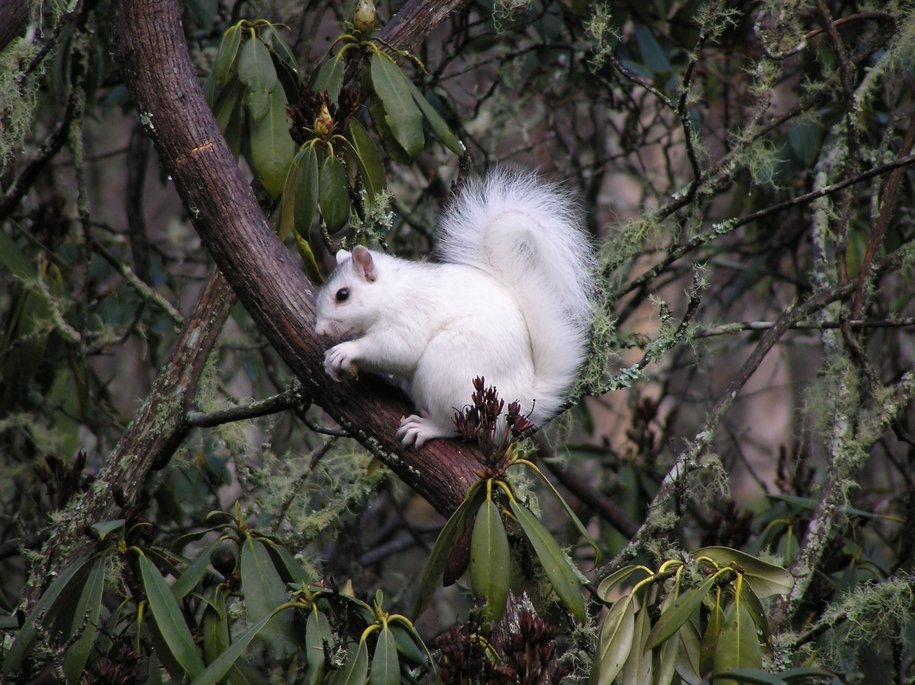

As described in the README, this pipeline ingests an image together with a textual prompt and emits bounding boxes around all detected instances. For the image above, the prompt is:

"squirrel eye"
[335,287,350,303]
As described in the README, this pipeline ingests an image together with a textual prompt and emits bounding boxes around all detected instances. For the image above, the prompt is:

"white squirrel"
[314,168,595,447]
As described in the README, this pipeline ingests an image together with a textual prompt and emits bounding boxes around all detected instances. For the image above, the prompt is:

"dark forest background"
[1,1,914,683]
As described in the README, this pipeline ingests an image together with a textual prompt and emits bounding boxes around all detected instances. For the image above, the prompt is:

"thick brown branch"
[22,0,476,609]
[25,267,234,602]
[113,0,480,514]
[379,0,468,52]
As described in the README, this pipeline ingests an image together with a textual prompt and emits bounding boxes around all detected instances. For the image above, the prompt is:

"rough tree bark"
[24,0,479,605]
[0,0,28,52]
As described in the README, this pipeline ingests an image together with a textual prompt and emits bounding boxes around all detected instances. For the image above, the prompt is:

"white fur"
[314,168,594,447]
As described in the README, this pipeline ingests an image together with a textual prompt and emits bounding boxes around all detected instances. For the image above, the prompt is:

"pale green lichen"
[0,39,39,174]
[818,574,915,671]
[585,2,618,70]
[854,6,915,116]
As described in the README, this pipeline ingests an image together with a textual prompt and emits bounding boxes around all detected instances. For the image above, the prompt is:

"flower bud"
[354,0,376,34]
[314,102,333,137]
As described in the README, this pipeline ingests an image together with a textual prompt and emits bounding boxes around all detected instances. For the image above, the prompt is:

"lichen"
[818,574,915,672]
[0,38,39,174]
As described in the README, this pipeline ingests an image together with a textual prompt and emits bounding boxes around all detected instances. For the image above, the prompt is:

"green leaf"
[620,601,652,685]
[674,620,703,685]
[304,605,332,685]
[519,460,600,562]
[90,518,125,541]
[370,53,424,158]
[656,626,680,685]
[713,596,762,685]
[716,666,835,684]
[736,574,770,646]
[295,232,324,284]
[413,480,485,618]
[188,0,218,31]
[249,85,295,198]
[138,553,205,678]
[213,24,242,87]
[346,119,386,205]
[262,23,298,75]
[173,539,220,600]
[213,77,244,131]
[62,555,107,681]
[278,149,301,241]
[692,547,793,598]
[711,668,787,685]
[470,497,511,622]
[652,571,683,685]
[400,79,463,155]
[370,625,400,685]
[238,35,278,120]
[645,574,716,650]
[788,119,822,166]
[389,622,429,667]
[212,79,245,158]
[240,536,298,658]
[202,586,230,664]
[596,565,651,600]
[333,640,369,685]
[700,586,725,677]
[294,145,320,238]
[190,610,279,685]
[509,498,585,623]
[593,593,636,685]
[263,537,315,585]
[318,154,351,232]
[312,50,346,103]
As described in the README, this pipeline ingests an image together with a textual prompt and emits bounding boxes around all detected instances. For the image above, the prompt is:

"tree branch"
[595,245,910,578]
[22,0,476,608]
[115,0,480,513]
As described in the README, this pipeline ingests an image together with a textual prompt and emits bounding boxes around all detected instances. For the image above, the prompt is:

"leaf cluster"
[592,547,816,685]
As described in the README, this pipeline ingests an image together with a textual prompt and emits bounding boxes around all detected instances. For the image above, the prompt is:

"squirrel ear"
[351,245,378,282]
[334,249,351,265]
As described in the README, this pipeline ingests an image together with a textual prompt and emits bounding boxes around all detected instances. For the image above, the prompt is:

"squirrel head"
[314,245,381,340]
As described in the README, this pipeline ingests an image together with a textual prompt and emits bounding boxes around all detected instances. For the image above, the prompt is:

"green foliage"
[205,12,464,281]
[206,20,297,196]
[415,380,593,629]
[4,0,915,683]
[1,508,433,683]
[593,548,792,685]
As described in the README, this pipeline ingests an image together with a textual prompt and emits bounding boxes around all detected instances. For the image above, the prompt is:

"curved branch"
[22,0,476,609]
[114,0,480,514]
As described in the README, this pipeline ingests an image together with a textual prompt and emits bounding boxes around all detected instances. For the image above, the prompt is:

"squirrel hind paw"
[396,414,455,448]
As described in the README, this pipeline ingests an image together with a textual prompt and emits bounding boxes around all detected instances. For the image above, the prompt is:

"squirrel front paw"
[324,341,359,381]
[396,413,455,448]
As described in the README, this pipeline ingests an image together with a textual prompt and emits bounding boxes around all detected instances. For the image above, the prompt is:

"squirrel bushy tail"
[436,168,595,421]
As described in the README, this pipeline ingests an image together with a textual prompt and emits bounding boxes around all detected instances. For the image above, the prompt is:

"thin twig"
[693,317,915,338]
[596,245,909,578]
[851,110,915,318]
[185,387,308,427]
[622,151,915,296]
[90,237,183,326]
